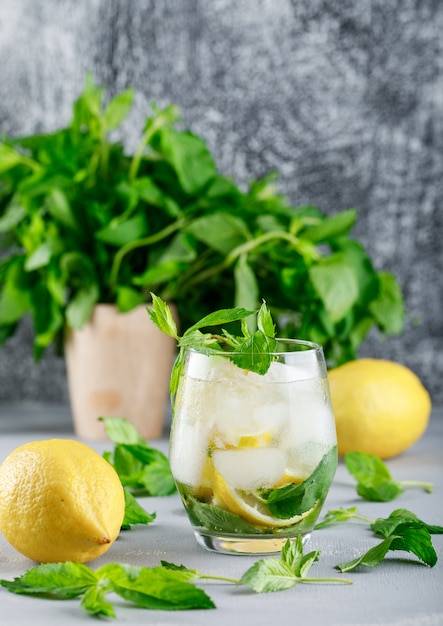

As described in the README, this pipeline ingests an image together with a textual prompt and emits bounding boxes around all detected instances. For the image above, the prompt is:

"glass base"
[194,530,312,555]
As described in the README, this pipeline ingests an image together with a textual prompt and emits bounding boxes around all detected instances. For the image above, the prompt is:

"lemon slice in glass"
[213,469,311,529]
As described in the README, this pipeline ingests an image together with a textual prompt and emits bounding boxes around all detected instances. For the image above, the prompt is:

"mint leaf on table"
[0,562,216,618]
[101,417,176,497]
[344,451,433,502]
[105,564,215,611]
[0,562,97,599]
[121,489,156,530]
[336,522,438,573]
[314,507,373,529]
[314,506,441,572]
[0,540,355,618]
[370,509,443,538]
[99,416,146,445]
[240,537,352,592]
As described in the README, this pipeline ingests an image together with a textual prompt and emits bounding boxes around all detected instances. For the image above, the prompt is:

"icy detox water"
[169,344,338,554]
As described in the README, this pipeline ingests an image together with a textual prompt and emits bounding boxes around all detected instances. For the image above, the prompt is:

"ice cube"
[169,417,211,487]
[286,380,337,448]
[212,448,286,490]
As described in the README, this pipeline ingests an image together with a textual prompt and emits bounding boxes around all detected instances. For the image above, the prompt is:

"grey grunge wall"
[0,1,442,406]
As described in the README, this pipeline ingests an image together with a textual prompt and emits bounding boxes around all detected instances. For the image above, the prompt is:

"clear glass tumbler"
[169,339,337,555]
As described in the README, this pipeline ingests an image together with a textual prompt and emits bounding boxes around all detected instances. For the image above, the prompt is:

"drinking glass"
[169,339,337,555]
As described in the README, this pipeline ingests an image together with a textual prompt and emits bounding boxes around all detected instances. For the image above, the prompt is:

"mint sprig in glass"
[148,294,338,555]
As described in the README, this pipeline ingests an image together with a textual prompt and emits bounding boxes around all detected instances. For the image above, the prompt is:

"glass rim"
[187,337,323,357]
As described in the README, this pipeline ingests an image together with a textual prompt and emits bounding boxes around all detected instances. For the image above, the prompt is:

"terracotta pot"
[64,304,177,440]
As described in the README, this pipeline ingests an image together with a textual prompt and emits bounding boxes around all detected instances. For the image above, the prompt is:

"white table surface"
[0,402,442,626]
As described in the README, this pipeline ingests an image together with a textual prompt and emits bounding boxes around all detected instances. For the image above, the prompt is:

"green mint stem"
[353,514,376,523]
[129,105,178,181]
[181,230,317,291]
[109,217,189,290]
[199,574,241,585]
[300,577,353,585]
[400,480,433,493]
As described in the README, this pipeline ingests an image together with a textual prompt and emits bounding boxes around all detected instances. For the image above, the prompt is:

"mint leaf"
[121,489,156,529]
[149,294,281,382]
[387,523,438,567]
[371,509,443,538]
[337,522,437,572]
[337,538,394,572]
[100,416,146,445]
[0,562,97,599]
[344,450,392,482]
[240,559,297,593]
[314,507,364,529]
[344,451,433,501]
[110,566,216,610]
[266,446,337,518]
[281,535,320,578]
[182,306,255,336]
[241,538,351,591]
[101,418,176,497]
[309,253,360,323]
[160,561,202,581]
[186,497,262,534]
[147,293,179,339]
[119,444,176,496]
[369,271,405,334]
[229,330,274,374]
[356,479,404,502]
[81,585,115,618]
[1,562,216,617]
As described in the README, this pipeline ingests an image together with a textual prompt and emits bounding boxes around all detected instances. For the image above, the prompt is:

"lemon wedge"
[212,469,310,529]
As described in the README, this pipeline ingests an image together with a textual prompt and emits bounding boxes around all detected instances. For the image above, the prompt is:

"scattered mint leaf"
[99,416,146,445]
[101,417,176,497]
[108,565,216,610]
[81,584,115,618]
[344,451,433,502]
[370,509,443,538]
[121,489,156,530]
[336,522,437,572]
[315,506,441,573]
[357,479,404,502]
[336,538,394,573]
[0,562,98,599]
[240,537,352,592]
[314,507,372,529]
[160,561,202,581]
[281,535,320,578]
[240,558,298,593]
[0,561,216,618]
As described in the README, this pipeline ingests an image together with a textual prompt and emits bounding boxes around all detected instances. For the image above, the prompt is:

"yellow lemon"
[0,439,125,563]
[328,359,432,459]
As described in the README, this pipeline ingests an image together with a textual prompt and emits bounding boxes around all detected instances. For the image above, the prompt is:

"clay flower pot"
[64,304,177,440]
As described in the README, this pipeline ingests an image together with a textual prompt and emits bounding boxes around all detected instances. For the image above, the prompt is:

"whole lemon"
[0,439,125,563]
[328,359,432,459]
